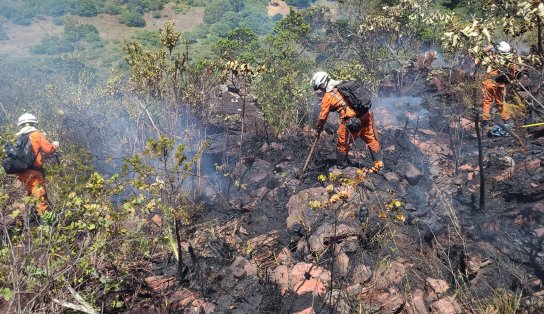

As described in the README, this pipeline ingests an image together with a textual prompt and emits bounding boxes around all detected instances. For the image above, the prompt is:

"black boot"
[336,151,348,169]
[369,150,383,163]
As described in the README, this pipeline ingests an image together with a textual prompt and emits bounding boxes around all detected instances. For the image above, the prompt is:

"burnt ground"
[132,62,544,313]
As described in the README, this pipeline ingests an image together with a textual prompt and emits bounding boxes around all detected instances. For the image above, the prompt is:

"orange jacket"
[318,89,357,126]
[28,131,56,168]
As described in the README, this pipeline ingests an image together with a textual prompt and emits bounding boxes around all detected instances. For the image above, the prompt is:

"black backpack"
[2,133,39,174]
[336,80,373,114]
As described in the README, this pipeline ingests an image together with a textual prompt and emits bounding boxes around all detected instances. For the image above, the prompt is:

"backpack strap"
[23,132,45,174]
[331,90,348,116]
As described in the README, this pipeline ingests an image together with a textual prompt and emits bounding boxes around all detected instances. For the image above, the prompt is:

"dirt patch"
[78,5,204,41]
[0,18,63,57]
[0,5,204,56]
[268,0,290,17]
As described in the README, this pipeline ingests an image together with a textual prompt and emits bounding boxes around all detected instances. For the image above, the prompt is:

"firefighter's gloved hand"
[315,121,324,133]
[52,141,59,149]
[369,161,384,173]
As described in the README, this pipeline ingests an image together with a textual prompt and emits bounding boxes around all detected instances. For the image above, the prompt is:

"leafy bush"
[103,0,124,15]
[285,0,316,8]
[64,23,101,43]
[119,9,146,27]
[71,0,98,17]
[31,36,74,55]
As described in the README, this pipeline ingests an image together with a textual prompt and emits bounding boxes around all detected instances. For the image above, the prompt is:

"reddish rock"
[352,264,372,284]
[518,159,541,172]
[150,214,162,226]
[296,238,309,255]
[426,278,450,295]
[381,293,405,313]
[251,187,269,199]
[372,261,406,290]
[286,187,329,229]
[384,172,401,182]
[308,223,358,253]
[430,296,462,314]
[295,307,315,314]
[458,164,473,172]
[466,255,492,277]
[273,265,289,295]
[334,251,350,277]
[534,228,544,238]
[189,298,216,314]
[171,289,198,307]
[270,142,285,150]
[406,289,429,314]
[384,145,396,153]
[289,262,331,297]
[231,256,258,279]
[145,276,176,293]
[277,247,293,265]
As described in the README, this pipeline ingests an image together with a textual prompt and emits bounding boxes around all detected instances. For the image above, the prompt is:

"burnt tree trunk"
[475,113,485,211]
[538,16,543,55]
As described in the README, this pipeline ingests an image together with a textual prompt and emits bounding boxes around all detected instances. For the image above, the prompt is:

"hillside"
[0,0,544,313]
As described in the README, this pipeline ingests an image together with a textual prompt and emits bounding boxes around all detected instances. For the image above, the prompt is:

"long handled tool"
[521,122,544,128]
[297,130,322,178]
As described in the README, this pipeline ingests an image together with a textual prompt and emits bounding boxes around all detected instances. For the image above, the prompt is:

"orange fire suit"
[482,68,509,122]
[16,131,56,215]
[318,89,381,155]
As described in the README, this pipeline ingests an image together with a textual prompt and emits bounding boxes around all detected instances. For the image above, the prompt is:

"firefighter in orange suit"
[15,113,59,215]
[480,41,514,129]
[311,72,383,171]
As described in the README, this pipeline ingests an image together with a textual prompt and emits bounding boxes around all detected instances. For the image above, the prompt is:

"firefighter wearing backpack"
[311,72,383,171]
[13,113,59,215]
[480,41,514,131]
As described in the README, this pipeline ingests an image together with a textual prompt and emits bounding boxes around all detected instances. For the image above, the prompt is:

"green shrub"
[31,36,74,55]
[71,0,98,17]
[103,1,124,15]
[119,9,146,27]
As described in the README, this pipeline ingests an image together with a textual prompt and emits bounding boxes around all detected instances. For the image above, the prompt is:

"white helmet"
[311,71,329,90]
[17,113,38,126]
[497,41,511,54]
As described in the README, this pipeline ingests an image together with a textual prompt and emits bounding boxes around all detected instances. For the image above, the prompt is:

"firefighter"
[311,71,383,171]
[480,41,514,131]
[15,113,59,215]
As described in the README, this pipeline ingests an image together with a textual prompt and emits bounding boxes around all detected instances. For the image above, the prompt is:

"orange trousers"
[17,170,49,215]
[482,79,509,121]
[337,112,381,155]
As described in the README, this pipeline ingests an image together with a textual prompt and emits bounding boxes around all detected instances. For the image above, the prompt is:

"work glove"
[52,141,60,149]
[369,160,384,173]
[315,121,324,133]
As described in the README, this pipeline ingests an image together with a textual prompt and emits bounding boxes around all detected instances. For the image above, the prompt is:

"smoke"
[372,96,429,130]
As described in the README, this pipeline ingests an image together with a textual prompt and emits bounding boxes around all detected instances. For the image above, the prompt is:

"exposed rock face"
[425,278,450,302]
[397,162,423,186]
[406,289,429,314]
[289,262,331,297]
[230,256,258,279]
[307,223,358,253]
[430,297,462,314]
[285,187,329,229]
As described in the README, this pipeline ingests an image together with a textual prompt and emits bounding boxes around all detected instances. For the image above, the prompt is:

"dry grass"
[267,0,290,17]
[0,4,204,56]
[0,17,63,57]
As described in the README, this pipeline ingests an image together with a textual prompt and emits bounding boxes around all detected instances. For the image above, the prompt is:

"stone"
[466,255,492,277]
[372,261,405,290]
[518,159,541,172]
[270,142,285,150]
[406,289,429,314]
[430,297,462,314]
[384,145,396,153]
[426,278,449,301]
[418,129,436,136]
[534,228,544,238]
[334,251,350,277]
[352,264,372,284]
[251,187,270,199]
[340,236,359,253]
[381,293,405,313]
[171,289,198,307]
[259,143,270,153]
[231,256,258,279]
[151,214,162,226]
[296,238,309,255]
[189,299,216,314]
[458,164,473,172]
[289,262,331,296]
[308,223,358,253]
[294,307,315,314]
[145,276,176,293]
[286,187,329,229]
[273,265,289,295]
[384,172,401,183]
[397,162,423,186]
[277,247,293,265]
